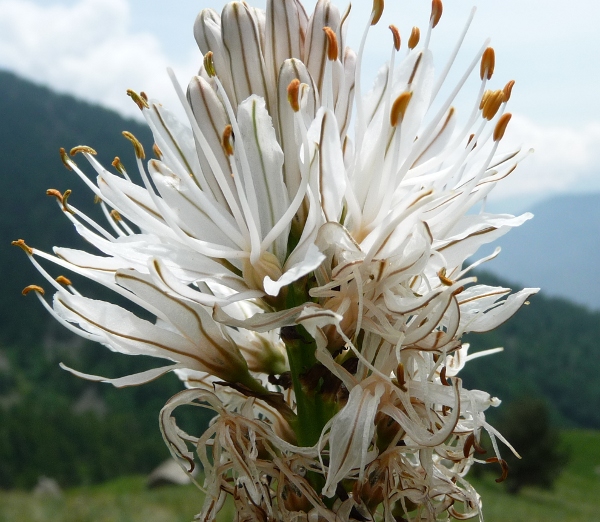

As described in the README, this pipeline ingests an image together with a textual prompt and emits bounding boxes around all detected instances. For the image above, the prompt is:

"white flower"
[16,0,539,520]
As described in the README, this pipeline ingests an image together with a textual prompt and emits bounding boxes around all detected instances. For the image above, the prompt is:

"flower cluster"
[15,0,538,520]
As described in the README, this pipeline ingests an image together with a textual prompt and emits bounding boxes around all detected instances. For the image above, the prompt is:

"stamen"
[11,239,33,255]
[70,145,97,156]
[493,113,512,141]
[408,27,421,50]
[390,92,413,127]
[153,143,163,159]
[112,157,125,174]
[140,92,148,102]
[431,0,443,28]
[22,284,44,296]
[389,25,401,51]
[438,268,454,286]
[481,89,504,120]
[59,148,72,170]
[222,125,235,156]
[204,51,216,77]
[110,209,122,222]
[287,79,301,113]
[322,27,339,62]
[503,80,516,102]
[480,47,495,80]
[122,131,145,159]
[56,276,72,286]
[126,89,149,110]
[371,0,384,25]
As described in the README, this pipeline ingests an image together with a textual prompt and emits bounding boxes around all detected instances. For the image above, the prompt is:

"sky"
[1,0,599,213]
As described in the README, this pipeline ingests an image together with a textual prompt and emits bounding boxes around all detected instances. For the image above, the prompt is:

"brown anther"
[140,91,148,101]
[287,79,301,112]
[452,286,464,296]
[222,125,234,156]
[12,239,33,255]
[486,457,509,483]
[463,433,475,457]
[323,27,339,61]
[481,89,504,120]
[431,0,443,28]
[59,148,72,170]
[22,285,45,296]
[110,210,122,221]
[466,133,476,148]
[389,25,401,51]
[112,157,125,174]
[479,90,491,111]
[70,145,97,157]
[440,366,450,386]
[390,91,413,127]
[371,0,384,26]
[46,189,63,204]
[126,89,149,110]
[122,131,145,159]
[204,51,216,77]
[480,47,495,80]
[493,113,512,142]
[408,27,421,50]
[438,267,454,286]
[56,276,72,286]
[503,80,516,102]
[153,143,163,159]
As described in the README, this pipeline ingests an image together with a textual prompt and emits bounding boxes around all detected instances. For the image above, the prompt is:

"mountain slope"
[483,193,600,310]
[0,69,153,345]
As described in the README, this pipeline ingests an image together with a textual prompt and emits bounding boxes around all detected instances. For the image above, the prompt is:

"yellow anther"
[481,89,504,120]
[204,51,216,77]
[56,276,72,286]
[70,145,97,156]
[480,47,495,80]
[430,0,443,28]
[62,189,72,208]
[59,148,72,170]
[112,156,125,174]
[153,143,163,159]
[503,80,516,102]
[12,239,33,255]
[22,285,45,296]
[140,91,148,101]
[94,194,102,204]
[126,89,149,110]
[438,267,454,286]
[408,27,420,50]
[110,209,122,221]
[323,27,339,61]
[389,25,401,52]
[390,91,413,127]
[122,131,145,159]
[371,0,384,26]
[287,79,301,113]
[222,125,234,156]
[493,113,512,141]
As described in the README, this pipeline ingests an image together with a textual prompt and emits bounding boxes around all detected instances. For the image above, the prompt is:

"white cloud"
[491,116,600,201]
[0,0,198,120]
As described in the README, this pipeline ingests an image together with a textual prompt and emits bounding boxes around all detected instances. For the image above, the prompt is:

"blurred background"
[0,1,598,521]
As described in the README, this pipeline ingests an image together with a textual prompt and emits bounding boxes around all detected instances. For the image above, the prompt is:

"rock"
[147,459,197,488]
[33,476,62,497]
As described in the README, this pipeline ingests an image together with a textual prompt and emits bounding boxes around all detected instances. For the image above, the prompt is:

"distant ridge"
[483,193,600,310]
[0,69,153,344]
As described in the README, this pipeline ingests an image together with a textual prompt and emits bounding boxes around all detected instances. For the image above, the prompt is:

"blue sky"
[1,0,599,212]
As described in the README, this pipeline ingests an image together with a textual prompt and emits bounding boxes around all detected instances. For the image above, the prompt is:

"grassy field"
[0,430,598,522]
